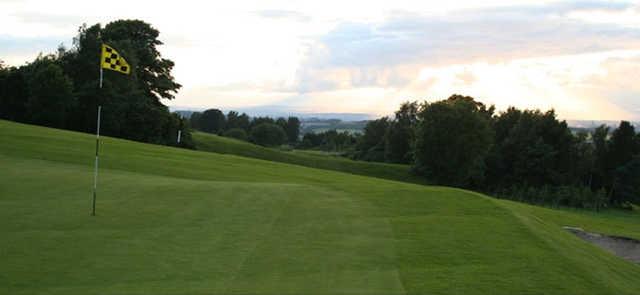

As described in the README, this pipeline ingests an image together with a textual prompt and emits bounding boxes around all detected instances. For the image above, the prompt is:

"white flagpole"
[93,67,103,216]
[92,105,101,216]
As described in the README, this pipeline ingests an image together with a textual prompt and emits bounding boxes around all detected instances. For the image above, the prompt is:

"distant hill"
[567,120,640,130]
[170,106,373,121]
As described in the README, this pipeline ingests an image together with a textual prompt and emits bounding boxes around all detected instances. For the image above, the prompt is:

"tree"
[414,96,493,186]
[301,132,323,149]
[25,57,75,128]
[54,20,189,147]
[226,111,250,131]
[250,123,287,146]
[607,121,638,205]
[384,101,418,163]
[299,130,358,152]
[485,108,574,188]
[591,125,610,191]
[0,65,28,122]
[571,131,595,188]
[355,117,389,162]
[608,121,636,170]
[611,156,640,206]
[200,109,226,134]
[284,117,301,144]
[190,112,202,130]
[275,117,287,133]
[250,116,275,129]
[101,20,181,100]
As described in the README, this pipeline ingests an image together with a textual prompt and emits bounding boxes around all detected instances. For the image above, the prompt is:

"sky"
[1,0,640,120]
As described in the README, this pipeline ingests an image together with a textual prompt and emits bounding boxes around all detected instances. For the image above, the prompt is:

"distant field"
[300,120,366,134]
[305,128,363,134]
[193,131,427,185]
[1,120,639,295]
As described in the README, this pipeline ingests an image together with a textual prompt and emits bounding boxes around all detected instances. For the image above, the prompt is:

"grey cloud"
[11,12,86,27]
[254,10,311,22]
[469,0,632,17]
[0,35,68,65]
[294,0,640,92]
[319,13,640,67]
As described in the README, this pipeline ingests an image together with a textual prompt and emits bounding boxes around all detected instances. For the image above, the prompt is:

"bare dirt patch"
[564,226,640,264]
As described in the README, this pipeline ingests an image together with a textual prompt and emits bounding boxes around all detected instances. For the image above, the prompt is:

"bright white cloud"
[1,0,639,119]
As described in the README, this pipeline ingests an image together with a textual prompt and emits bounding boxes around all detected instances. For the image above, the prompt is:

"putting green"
[1,120,639,294]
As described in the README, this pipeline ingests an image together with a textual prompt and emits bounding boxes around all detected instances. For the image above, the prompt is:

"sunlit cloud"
[1,0,639,120]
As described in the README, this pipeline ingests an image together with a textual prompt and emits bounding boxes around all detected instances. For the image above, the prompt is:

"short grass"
[193,131,427,185]
[1,120,639,295]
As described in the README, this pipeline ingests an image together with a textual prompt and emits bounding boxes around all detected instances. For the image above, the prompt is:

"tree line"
[189,109,300,147]
[189,108,361,153]
[0,20,193,148]
[354,95,640,209]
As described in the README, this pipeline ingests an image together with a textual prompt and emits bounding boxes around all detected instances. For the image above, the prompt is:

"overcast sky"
[2,0,640,120]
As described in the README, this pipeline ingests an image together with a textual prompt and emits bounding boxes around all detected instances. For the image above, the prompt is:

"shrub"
[224,128,248,141]
[497,185,607,210]
[249,123,287,147]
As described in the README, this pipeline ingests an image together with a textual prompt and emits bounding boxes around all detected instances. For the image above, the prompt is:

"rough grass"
[1,120,639,295]
[193,131,427,185]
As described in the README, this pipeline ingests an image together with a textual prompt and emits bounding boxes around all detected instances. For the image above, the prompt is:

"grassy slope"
[193,131,427,185]
[194,132,640,240]
[1,120,639,295]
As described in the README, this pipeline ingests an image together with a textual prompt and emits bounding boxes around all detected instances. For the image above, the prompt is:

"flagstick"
[92,67,103,216]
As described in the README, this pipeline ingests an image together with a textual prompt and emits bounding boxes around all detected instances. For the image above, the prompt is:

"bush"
[497,185,607,210]
[223,128,248,141]
[249,123,287,147]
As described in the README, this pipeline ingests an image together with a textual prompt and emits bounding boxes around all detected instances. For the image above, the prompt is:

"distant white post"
[177,130,182,143]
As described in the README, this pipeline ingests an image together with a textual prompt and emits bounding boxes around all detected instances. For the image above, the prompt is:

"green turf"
[193,131,427,185]
[1,120,639,295]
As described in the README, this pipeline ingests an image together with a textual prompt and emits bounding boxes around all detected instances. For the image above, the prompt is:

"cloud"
[254,10,311,22]
[3,0,639,120]
[307,5,640,71]
[285,0,640,119]
[475,0,632,16]
[11,12,86,27]
[0,35,68,65]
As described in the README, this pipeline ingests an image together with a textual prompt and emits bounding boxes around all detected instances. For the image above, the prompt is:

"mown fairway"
[1,120,640,295]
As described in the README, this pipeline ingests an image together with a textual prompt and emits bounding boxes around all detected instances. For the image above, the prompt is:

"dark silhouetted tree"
[190,112,202,130]
[250,123,286,146]
[200,109,226,134]
[608,121,637,170]
[25,58,75,128]
[414,96,493,186]
[284,117,301,143]
[355,117,390,162]
[0,64,29,122]
[226,111,250,131]
[384,101,418,163]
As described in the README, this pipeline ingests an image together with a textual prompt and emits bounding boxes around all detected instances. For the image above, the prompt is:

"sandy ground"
[564,226,640,264]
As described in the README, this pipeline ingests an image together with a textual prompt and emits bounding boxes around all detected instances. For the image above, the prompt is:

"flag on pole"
[93,43,131,216]
[101,44,131,74]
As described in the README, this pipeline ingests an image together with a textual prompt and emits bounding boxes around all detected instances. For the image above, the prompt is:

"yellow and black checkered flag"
[101,44,131,74]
